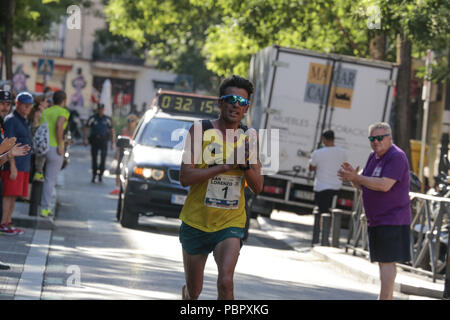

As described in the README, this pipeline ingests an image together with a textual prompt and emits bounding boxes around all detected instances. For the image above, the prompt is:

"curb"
[10,181,61,300]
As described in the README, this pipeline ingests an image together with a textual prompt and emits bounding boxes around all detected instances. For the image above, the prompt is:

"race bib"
[205,175,242,209]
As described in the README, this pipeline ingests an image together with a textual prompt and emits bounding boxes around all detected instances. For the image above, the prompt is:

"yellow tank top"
[179,127,247,232]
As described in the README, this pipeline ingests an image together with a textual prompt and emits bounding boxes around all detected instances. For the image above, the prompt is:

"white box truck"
[247,45,397,217]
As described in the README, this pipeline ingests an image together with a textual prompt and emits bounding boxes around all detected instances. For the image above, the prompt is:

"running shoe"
[109,188,120,195]
[6,223,24,235]
[40,208,54,218]
[33,172,45,182]
[0,224,16,236]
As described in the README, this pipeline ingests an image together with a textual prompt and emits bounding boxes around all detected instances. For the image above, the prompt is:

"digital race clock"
[157,91,220,117]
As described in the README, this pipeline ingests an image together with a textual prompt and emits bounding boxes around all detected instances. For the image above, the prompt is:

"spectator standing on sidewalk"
[1,92,33,235]
[83,104,115,183]
[28,93,50,182]
[179,75,263,300]
[309,130,347,214]
[338,122,411,300]
[39,90,70,217]
[0,90,11,266]
[0,91,32,240]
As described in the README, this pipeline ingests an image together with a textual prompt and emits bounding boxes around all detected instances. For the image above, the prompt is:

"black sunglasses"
[220,94,250,107]
[368,134,390,142]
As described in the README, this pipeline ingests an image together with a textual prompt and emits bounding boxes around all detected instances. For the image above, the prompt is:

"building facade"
[8,0,178,120]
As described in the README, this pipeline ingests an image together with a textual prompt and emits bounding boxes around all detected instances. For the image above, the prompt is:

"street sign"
[37,59,54,76]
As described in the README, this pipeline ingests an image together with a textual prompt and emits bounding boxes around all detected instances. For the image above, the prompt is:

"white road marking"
[14,229,52,300]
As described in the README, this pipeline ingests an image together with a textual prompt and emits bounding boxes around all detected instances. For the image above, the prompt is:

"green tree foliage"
[105,0,222,91]
[94,26,146,59]
[204,0,371,76]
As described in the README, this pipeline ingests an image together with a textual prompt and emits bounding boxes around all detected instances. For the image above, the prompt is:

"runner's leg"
[213,237,241,300]
[182,249,208,300]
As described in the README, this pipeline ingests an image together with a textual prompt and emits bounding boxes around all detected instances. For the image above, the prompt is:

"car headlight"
[143,168,152,178]
[151,169,164,181]
[134,167,164,181]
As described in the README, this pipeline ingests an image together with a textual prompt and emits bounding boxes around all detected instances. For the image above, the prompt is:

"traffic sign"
[37,59,54,76]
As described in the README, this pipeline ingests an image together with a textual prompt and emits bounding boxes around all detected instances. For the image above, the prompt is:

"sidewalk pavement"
[257,211,446,300]
[0,178,59,300]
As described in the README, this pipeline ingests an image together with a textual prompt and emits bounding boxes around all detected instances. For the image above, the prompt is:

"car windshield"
[138,118,192,149]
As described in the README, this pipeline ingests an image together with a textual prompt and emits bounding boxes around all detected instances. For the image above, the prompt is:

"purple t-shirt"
[361,144,411,227]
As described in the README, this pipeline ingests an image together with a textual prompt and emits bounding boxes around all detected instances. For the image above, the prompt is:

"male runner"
[179,75,263,300]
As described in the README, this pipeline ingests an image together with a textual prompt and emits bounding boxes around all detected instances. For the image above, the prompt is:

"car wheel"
[119,187,139,229]
[116,185,123,222]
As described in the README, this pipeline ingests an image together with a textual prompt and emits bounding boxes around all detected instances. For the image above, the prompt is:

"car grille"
[168,169,180,184]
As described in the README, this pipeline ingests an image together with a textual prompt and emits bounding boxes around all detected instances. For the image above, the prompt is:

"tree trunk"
[4,0,16,81]
[394,33,412,163]
[369,34,386,60]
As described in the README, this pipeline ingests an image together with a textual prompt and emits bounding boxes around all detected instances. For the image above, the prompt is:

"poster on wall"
[69,68,87,109]
[13,64,30,93]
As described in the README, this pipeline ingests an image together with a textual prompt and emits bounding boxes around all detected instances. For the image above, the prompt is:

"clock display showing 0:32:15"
[159,94,218,115]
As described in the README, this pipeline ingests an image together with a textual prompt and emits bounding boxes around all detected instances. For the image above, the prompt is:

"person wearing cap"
[0,90,31,243]
[39,90,70,218]
[83,104,115,183]
[309,130,347,216]
[1,91,33,235]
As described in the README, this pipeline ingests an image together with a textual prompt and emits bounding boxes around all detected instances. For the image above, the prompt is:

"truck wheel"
[247,195,272,219]
[119,191,139,228]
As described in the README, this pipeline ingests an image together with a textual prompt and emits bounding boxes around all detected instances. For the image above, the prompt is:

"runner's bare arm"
[179,124,236,187]
[243,131,263,194]
[243,160,263,194]
[180,162,236,187]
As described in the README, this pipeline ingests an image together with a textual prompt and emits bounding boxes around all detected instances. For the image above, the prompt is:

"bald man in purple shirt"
[338,122,411,300]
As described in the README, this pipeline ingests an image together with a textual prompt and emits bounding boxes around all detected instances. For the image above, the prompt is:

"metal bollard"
[28,180,44,216]
[321,213,331,246]
[312,207,320,246]
[331,209,342,248]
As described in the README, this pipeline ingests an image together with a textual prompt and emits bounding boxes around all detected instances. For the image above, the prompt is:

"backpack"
[33,122,49,156]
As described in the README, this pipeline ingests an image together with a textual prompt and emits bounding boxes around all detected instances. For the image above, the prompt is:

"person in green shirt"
[39,90,70,217]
